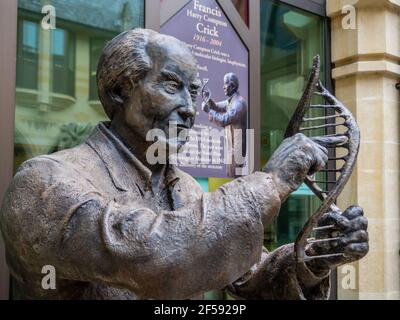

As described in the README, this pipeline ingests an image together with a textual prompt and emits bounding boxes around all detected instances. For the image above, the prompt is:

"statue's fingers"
[309,152,328,175]
[317,211,339,227]
[319,150,329,164]
[272,142,308,162]
[343,243,369,257]
[348,216,368,231]
[311,135,347,148]
[311,141,329,160]
[338,230,369,246]
[342,205,364,220]
[317,211,350,231]
[315,143,328,156]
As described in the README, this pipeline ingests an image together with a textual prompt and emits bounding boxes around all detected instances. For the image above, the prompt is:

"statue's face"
[121,35,201,153]
[223,76,237,97]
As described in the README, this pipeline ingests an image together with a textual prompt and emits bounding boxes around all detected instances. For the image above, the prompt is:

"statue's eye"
[165,81,180,93]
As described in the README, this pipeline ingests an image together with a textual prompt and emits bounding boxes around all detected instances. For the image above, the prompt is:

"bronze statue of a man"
[202,73,248,177]
[0,29,368,300]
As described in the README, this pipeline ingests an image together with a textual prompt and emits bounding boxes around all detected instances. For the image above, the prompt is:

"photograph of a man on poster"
[201,73,248,178]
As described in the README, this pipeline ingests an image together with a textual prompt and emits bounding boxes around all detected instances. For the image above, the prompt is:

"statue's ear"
[108,78,136,110]
[108,85,124,106]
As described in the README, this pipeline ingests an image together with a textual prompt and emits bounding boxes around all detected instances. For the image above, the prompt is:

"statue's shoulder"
[16,143,94,182]
[236,94,247,106]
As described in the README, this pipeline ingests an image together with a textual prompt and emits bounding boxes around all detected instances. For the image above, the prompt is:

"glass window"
[89,38,109,101]
[260,0,327,251]
[16,19,39,90]
[13,1,144,296]
[52,27,75,96]
[22,20,38,50]
[14,0,144,170]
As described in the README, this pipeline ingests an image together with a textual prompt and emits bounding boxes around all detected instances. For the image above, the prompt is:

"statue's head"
[223,72,239,97]
[97,28,201,151]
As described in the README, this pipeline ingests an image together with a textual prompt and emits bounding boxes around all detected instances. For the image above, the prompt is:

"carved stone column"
[327,0,400,300]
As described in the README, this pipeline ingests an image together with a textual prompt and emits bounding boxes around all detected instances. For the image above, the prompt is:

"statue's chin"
[166,137,187,155]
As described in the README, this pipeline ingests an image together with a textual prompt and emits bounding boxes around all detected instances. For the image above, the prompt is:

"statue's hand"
[201,86,211,103]
[306,206,369,274]
[263,133,329,199]
[202,101,210,113]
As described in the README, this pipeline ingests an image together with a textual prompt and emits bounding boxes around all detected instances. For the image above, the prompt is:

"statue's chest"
[112,181,187,213]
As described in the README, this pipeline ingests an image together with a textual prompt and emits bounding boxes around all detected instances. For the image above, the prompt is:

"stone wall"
[327,0,400,300]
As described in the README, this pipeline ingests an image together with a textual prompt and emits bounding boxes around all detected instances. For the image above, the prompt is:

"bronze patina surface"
[0,29,368,300]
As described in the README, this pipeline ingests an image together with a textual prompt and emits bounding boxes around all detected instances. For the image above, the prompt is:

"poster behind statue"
[161,0,249,178]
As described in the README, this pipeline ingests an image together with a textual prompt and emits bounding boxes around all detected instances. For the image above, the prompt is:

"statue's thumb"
[311,135,347,147]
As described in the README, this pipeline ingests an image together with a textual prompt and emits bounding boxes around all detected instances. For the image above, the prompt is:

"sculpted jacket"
[208,93,248,177]
[0,122,330,299]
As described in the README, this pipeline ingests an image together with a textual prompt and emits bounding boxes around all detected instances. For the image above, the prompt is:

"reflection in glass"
[52,27,75,96]
[52,29,65,56]
[260,0,327,251]
[90,38,109,101]
[17,19,39,89]
[13,1,144,298]
[14,0,144,171]
[22,20,38,51]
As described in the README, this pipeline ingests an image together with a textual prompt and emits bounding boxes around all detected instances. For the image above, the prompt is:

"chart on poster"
[161,0,249,178]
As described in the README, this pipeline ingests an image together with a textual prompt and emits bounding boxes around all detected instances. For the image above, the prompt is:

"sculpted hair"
[225,72,239,90]
[97,28,156,120]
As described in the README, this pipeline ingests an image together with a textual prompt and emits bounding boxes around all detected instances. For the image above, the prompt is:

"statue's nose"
[175,89,196,126]
[177,105,195,123]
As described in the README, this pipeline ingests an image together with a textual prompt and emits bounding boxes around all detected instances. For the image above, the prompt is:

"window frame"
[89,37,110,101]
[0,0,18,301]
[51,25,76,97]
[280,0,326,16]
[16,18,40,90]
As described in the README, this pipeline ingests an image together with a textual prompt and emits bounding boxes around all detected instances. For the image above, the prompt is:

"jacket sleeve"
[0,156,282,300]
[205,99,228,113]
[208,99,246,127]
[226,244,331,300]
[212,100,228,113]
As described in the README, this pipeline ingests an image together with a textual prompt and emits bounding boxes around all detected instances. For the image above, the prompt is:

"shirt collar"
[86,122,180,194]
[228,92,238,103]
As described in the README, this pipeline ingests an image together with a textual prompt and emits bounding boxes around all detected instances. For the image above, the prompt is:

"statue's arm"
[213,100,228,112]
[1,134,332,299]
[1,157,285,300]
[208,100,246,127]
[225,245,330,300]
[202,98,227,113]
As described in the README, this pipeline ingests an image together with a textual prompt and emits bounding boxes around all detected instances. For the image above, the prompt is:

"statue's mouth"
[176,123,189,130]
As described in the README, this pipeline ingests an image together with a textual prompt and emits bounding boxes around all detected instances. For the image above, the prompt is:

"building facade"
[0,0,399,300]
[328,0,400,300]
